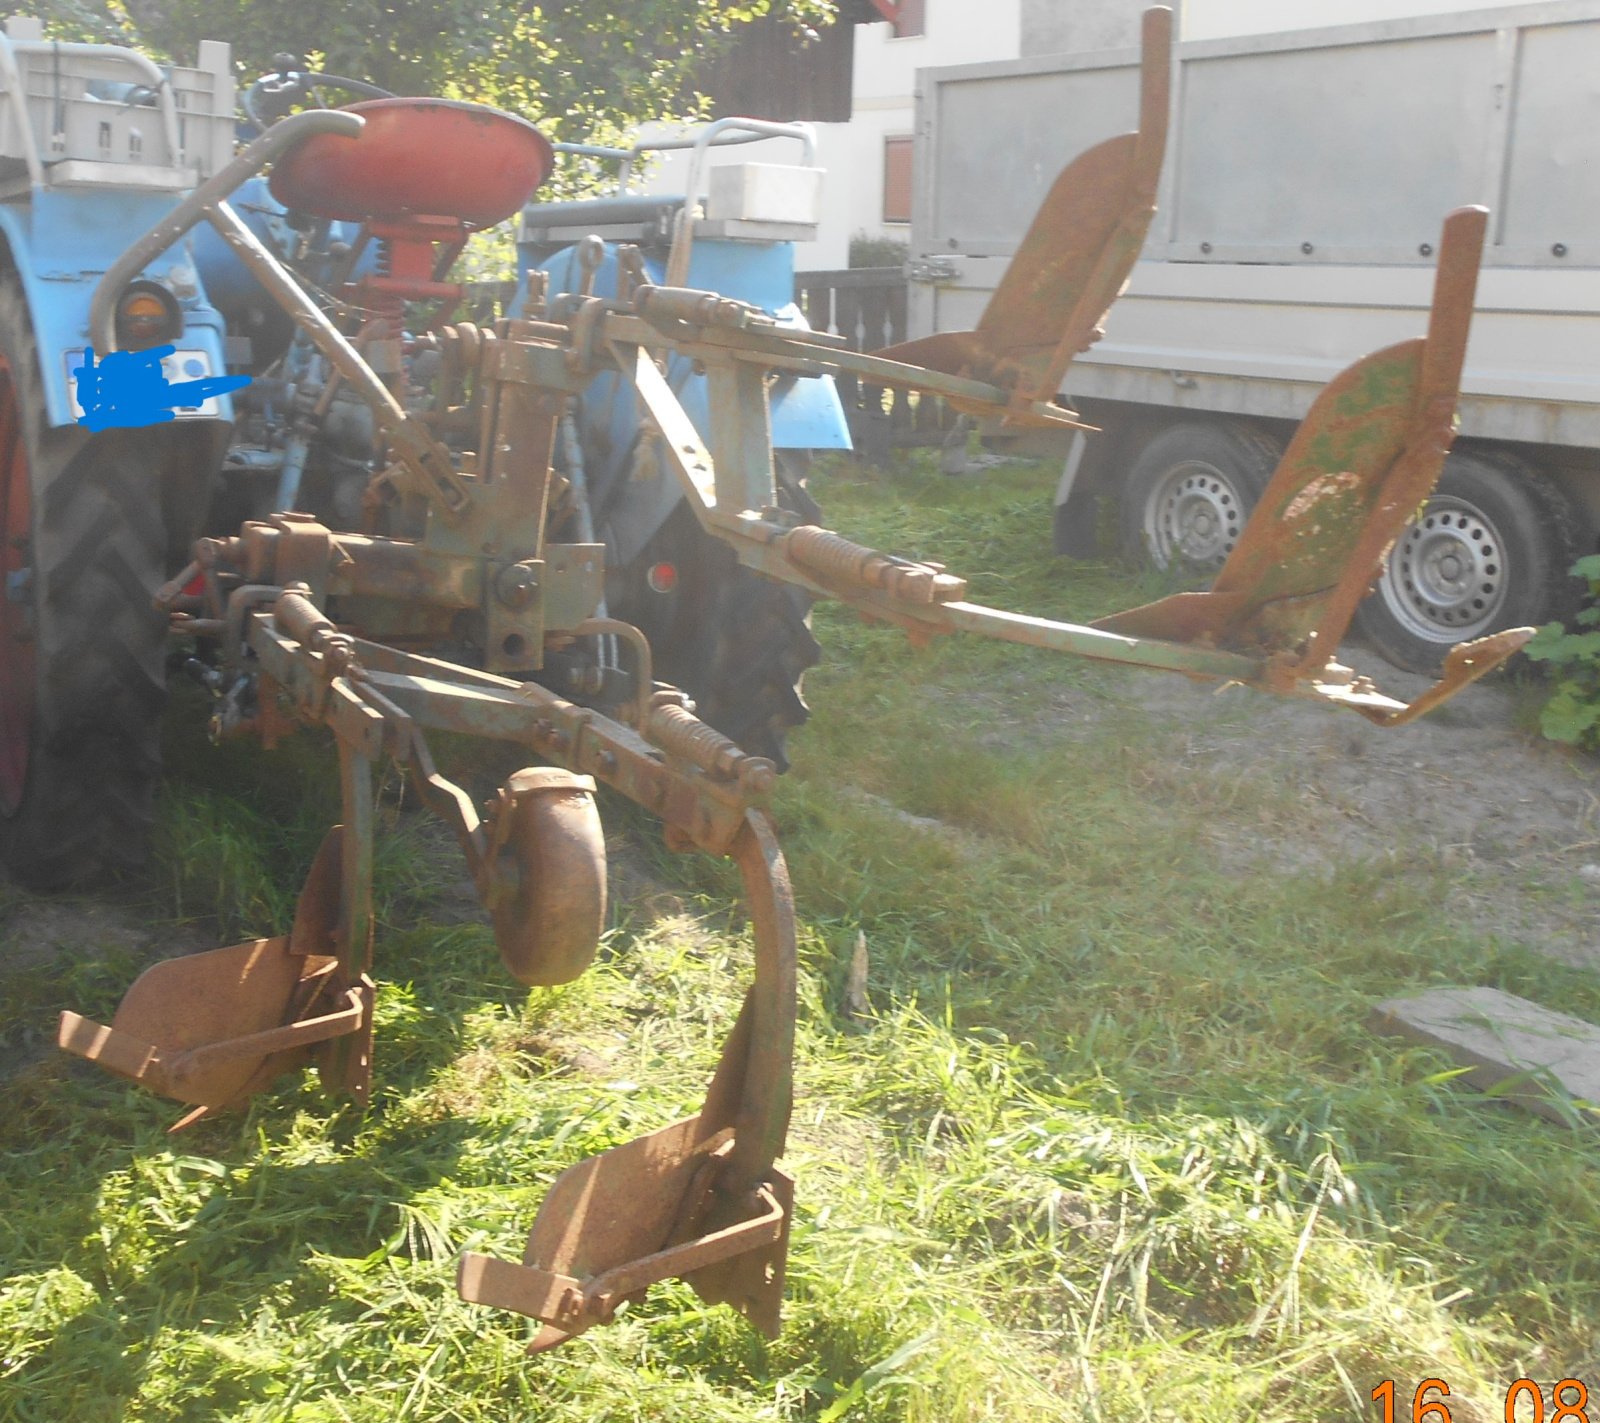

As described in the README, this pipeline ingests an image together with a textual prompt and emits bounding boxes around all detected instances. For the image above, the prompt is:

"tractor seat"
[269,98,554,228]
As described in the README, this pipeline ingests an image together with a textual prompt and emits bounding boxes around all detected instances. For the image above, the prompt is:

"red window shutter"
[883,136,914,223]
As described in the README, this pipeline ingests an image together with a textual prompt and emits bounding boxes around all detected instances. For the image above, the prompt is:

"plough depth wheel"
[488,768,608,987]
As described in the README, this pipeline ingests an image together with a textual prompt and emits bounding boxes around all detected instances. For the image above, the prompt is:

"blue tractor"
[516,119,850,767]
[0,27,848,888]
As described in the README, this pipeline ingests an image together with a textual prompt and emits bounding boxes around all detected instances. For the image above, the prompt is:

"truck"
[907,0,1600,672]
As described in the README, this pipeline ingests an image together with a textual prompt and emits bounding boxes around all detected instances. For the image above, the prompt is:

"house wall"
[1021,0,1150,54]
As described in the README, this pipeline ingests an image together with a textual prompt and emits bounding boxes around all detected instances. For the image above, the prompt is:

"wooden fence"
[794,267,954,460]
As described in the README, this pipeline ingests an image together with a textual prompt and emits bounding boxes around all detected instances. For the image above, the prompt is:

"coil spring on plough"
[647,694,777,794]
[783,524,968,607]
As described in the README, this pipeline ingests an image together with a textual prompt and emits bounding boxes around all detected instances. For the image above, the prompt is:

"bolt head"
[494,562,539,610]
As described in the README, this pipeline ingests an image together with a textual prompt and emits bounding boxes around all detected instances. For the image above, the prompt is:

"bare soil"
[0,893,209,971]
[1115,656,1600,971]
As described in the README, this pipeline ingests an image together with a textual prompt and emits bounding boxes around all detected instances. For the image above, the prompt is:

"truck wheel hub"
[1148,462,1246,570]
[1381,496,1506,637]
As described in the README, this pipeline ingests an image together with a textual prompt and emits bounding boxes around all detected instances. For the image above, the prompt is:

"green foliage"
[36,0,839,146]
[1525,553,1600,747]
[847,234,908,270]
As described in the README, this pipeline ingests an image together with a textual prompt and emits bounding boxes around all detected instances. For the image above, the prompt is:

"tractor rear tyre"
[615,472,821,773]
[0,277,169,890]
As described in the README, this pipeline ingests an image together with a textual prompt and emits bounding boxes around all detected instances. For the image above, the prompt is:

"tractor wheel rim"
[1145,461,1247,571]
[0,353,32,815]
[1378,494,1508,641]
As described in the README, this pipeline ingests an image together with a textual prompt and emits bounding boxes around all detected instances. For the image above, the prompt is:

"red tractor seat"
[269,98,554,228]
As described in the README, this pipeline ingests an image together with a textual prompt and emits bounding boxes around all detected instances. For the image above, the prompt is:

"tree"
[36,0,840,144]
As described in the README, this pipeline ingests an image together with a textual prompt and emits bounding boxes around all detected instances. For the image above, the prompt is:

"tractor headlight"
[114,280,182,351]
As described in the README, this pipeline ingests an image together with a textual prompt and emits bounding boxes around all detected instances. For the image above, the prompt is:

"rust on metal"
[458,810,796,1348]
[57,828,371,1119]
[873,6,1172,416]
[484,768,607,987]
[1087,207,1532,703]
[784,524,968,605]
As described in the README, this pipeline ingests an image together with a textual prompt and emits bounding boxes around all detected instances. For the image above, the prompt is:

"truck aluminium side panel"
[909,0,1600,452]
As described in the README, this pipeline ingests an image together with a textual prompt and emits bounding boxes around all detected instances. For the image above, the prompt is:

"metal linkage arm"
[88,109,474,523]
[89,110,362,353]
[617,300,1526,724]
[621,335,1270,683]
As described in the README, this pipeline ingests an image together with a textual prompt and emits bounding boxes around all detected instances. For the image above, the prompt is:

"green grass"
[2,458,1598,1420]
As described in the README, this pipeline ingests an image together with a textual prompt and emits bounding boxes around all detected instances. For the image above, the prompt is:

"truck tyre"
[614,472,821,773]
[1353,449,1579,676]
[0,277,168,890]
[1120,420,1283,573]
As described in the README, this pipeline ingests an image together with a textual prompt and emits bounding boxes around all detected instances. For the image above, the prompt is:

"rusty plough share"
[57,5,1530,1351]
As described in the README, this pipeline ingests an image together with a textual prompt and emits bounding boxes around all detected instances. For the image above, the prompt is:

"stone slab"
[1371,986,1600,1128]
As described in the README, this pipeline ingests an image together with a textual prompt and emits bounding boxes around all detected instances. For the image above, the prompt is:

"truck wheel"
[1120,421,1283,572]
[616,479,821,773]
[0,278,168,890]
[1353,449,1578,676]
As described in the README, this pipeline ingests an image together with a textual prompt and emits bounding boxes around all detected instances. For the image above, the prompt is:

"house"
[645,1,1027,271]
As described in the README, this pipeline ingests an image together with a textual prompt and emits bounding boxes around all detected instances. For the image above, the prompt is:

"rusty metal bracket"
[870,6,1173,418]
[56,825,375,1124]
[457,1162,788,1341]
[457,809,796,1350]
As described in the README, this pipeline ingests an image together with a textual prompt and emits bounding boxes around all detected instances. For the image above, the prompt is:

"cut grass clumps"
[2,459,1598,1419]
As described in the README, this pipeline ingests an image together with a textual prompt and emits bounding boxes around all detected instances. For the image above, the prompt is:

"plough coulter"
[19,7,1528,1349]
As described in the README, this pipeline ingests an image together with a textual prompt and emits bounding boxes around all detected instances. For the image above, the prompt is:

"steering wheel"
[243,57,395,133]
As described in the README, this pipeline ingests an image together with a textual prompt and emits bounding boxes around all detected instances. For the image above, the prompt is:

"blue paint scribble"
[74,345,250,431]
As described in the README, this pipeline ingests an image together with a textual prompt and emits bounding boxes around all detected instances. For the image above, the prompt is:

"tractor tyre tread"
[618,471,821,773]
[0,275,168,891]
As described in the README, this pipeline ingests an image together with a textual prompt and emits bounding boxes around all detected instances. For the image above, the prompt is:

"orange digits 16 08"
[1372,1378,1591,1423]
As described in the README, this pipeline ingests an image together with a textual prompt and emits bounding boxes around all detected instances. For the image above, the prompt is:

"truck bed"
[910,0,1600,460]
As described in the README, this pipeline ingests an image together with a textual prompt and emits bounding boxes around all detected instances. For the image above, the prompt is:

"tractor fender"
[0,189,233,429]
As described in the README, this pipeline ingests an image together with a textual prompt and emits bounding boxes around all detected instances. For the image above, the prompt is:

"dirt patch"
[1113,655,1600,969]
[0,893,208,972]
[0,890,214,1076]
[901,641,1599,970]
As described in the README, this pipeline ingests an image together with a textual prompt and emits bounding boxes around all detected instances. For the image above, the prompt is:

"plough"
[54,7,1529,1350]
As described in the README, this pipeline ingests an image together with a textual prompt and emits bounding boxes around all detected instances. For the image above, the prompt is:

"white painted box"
[705,163,823,226]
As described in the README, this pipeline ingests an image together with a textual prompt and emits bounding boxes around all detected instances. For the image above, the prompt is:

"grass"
[2,457,1599,1420]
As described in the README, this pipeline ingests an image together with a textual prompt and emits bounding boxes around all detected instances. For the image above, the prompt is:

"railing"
[794,267,953,460]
